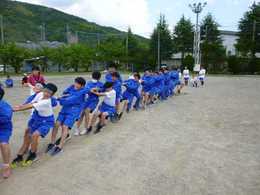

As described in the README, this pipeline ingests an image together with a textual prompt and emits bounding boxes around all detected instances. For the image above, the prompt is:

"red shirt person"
[28,66,45,94]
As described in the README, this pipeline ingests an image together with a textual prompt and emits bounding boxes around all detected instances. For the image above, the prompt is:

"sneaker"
[23,152,38,166]
[74,128,80,136]
[118,112,123,120]
[11,155,23,166]
[126,108,130,113]
[94,124,104,134]
[85,126,92,134]
[51,146,63,156]
[110,115,118,123]
[45,143,55,153]
[80,128,87,135]
[55,133,71,145]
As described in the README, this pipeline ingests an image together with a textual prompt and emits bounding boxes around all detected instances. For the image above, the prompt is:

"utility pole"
[157,28,160,71]
[42,23,46,41]
[97,33,100,47]
[126,32,129,70]
[66,24,70,44]
[0,15,4,44]
[252,20,257,57]
[189,2,207,71]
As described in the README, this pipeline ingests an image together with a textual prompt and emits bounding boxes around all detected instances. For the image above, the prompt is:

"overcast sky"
[17,0,260,37]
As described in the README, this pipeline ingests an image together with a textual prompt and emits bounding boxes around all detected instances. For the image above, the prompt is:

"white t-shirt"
[199,69,206,78]
[183,69,190,78]
[32,93,53,117]
[103,89,116,107]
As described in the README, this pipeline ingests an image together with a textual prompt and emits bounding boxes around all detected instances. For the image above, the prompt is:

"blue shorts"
[57,112,79,129]
[122,91,134,101]
[0,122,12,143]
[28,118,54,138]
[199,77,204,81]
[184,77,189,81]
[99,103,116,117]
[84,99,99,112]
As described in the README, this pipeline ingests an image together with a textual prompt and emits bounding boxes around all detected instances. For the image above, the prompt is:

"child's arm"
[90,88,106,96]
[13,103,34,112]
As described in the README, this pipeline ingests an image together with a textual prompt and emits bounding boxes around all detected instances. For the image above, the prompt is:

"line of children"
[1,65,185,179]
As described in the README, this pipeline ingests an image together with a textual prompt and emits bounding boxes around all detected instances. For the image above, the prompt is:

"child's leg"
[50,121,61,144]
[58,125,69,148]
[17,128,31,155]
[30,132,41,153]
[100,113,108,126]
[116,100,120,114]
[84,109,91,129]
[76,111,85,129]
[0,143,11,165]
[0,143,11,178]
[89,110,100,128]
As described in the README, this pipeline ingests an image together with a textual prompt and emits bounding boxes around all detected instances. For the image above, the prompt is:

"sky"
[17,0,260,37]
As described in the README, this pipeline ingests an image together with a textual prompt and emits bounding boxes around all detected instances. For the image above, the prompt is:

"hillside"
[0,0,148,45]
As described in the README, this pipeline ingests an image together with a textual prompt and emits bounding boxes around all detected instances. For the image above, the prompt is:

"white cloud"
[17,0,152,37]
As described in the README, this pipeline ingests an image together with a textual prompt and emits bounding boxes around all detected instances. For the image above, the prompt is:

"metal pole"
[252,20,256,57]
[66,24,70,44]
[0,15,4,44]
[43,23,46,41]
[126,33,129,69]
[157,28,160,71]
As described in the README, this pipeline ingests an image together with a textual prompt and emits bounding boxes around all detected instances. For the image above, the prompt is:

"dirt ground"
[0,75,260,195]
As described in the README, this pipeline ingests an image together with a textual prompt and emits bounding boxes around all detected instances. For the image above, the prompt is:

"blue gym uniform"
[112,79,122,104]
[99,102,116,117]
[169,71,179,95]
[153,74,164,96]
[0,100,13,143]
[122,79,141,110]
[83,80,104,112]
[5,79,13,88]
[57,85,88,129]
[28,111,55,138]
[162,72,171,99]
[141,75,155,94]
[25,93,58,138]
[105,72,123,83]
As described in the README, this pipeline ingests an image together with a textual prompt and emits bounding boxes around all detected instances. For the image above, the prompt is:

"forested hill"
[0,0,148,44]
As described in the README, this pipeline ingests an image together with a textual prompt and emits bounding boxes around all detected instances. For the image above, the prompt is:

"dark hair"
[7,75,10,78]
[108,61,117,69]
[32,66,40,71]
[0,87,4,100]
[44,83,58,95]
[92,71,101,80]
[103,82,113,89]
[134,73,141,80]
[75,77,86,86]
[111,72,120,79]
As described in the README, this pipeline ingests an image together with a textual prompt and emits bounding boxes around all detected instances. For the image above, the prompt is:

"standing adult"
[28,66,45,95]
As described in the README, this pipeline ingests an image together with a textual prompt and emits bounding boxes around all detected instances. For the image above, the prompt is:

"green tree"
[65,44,93,72]
[0,43,29,73]
[99,37,125,64]
[49,46,67,72]
[173,16,194,68]
[200,14,226,72]
[183,55,194,71]
[236,2,260,73]
[227,55,240,74]
[236,2,260,57]
[150,14,173,69]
